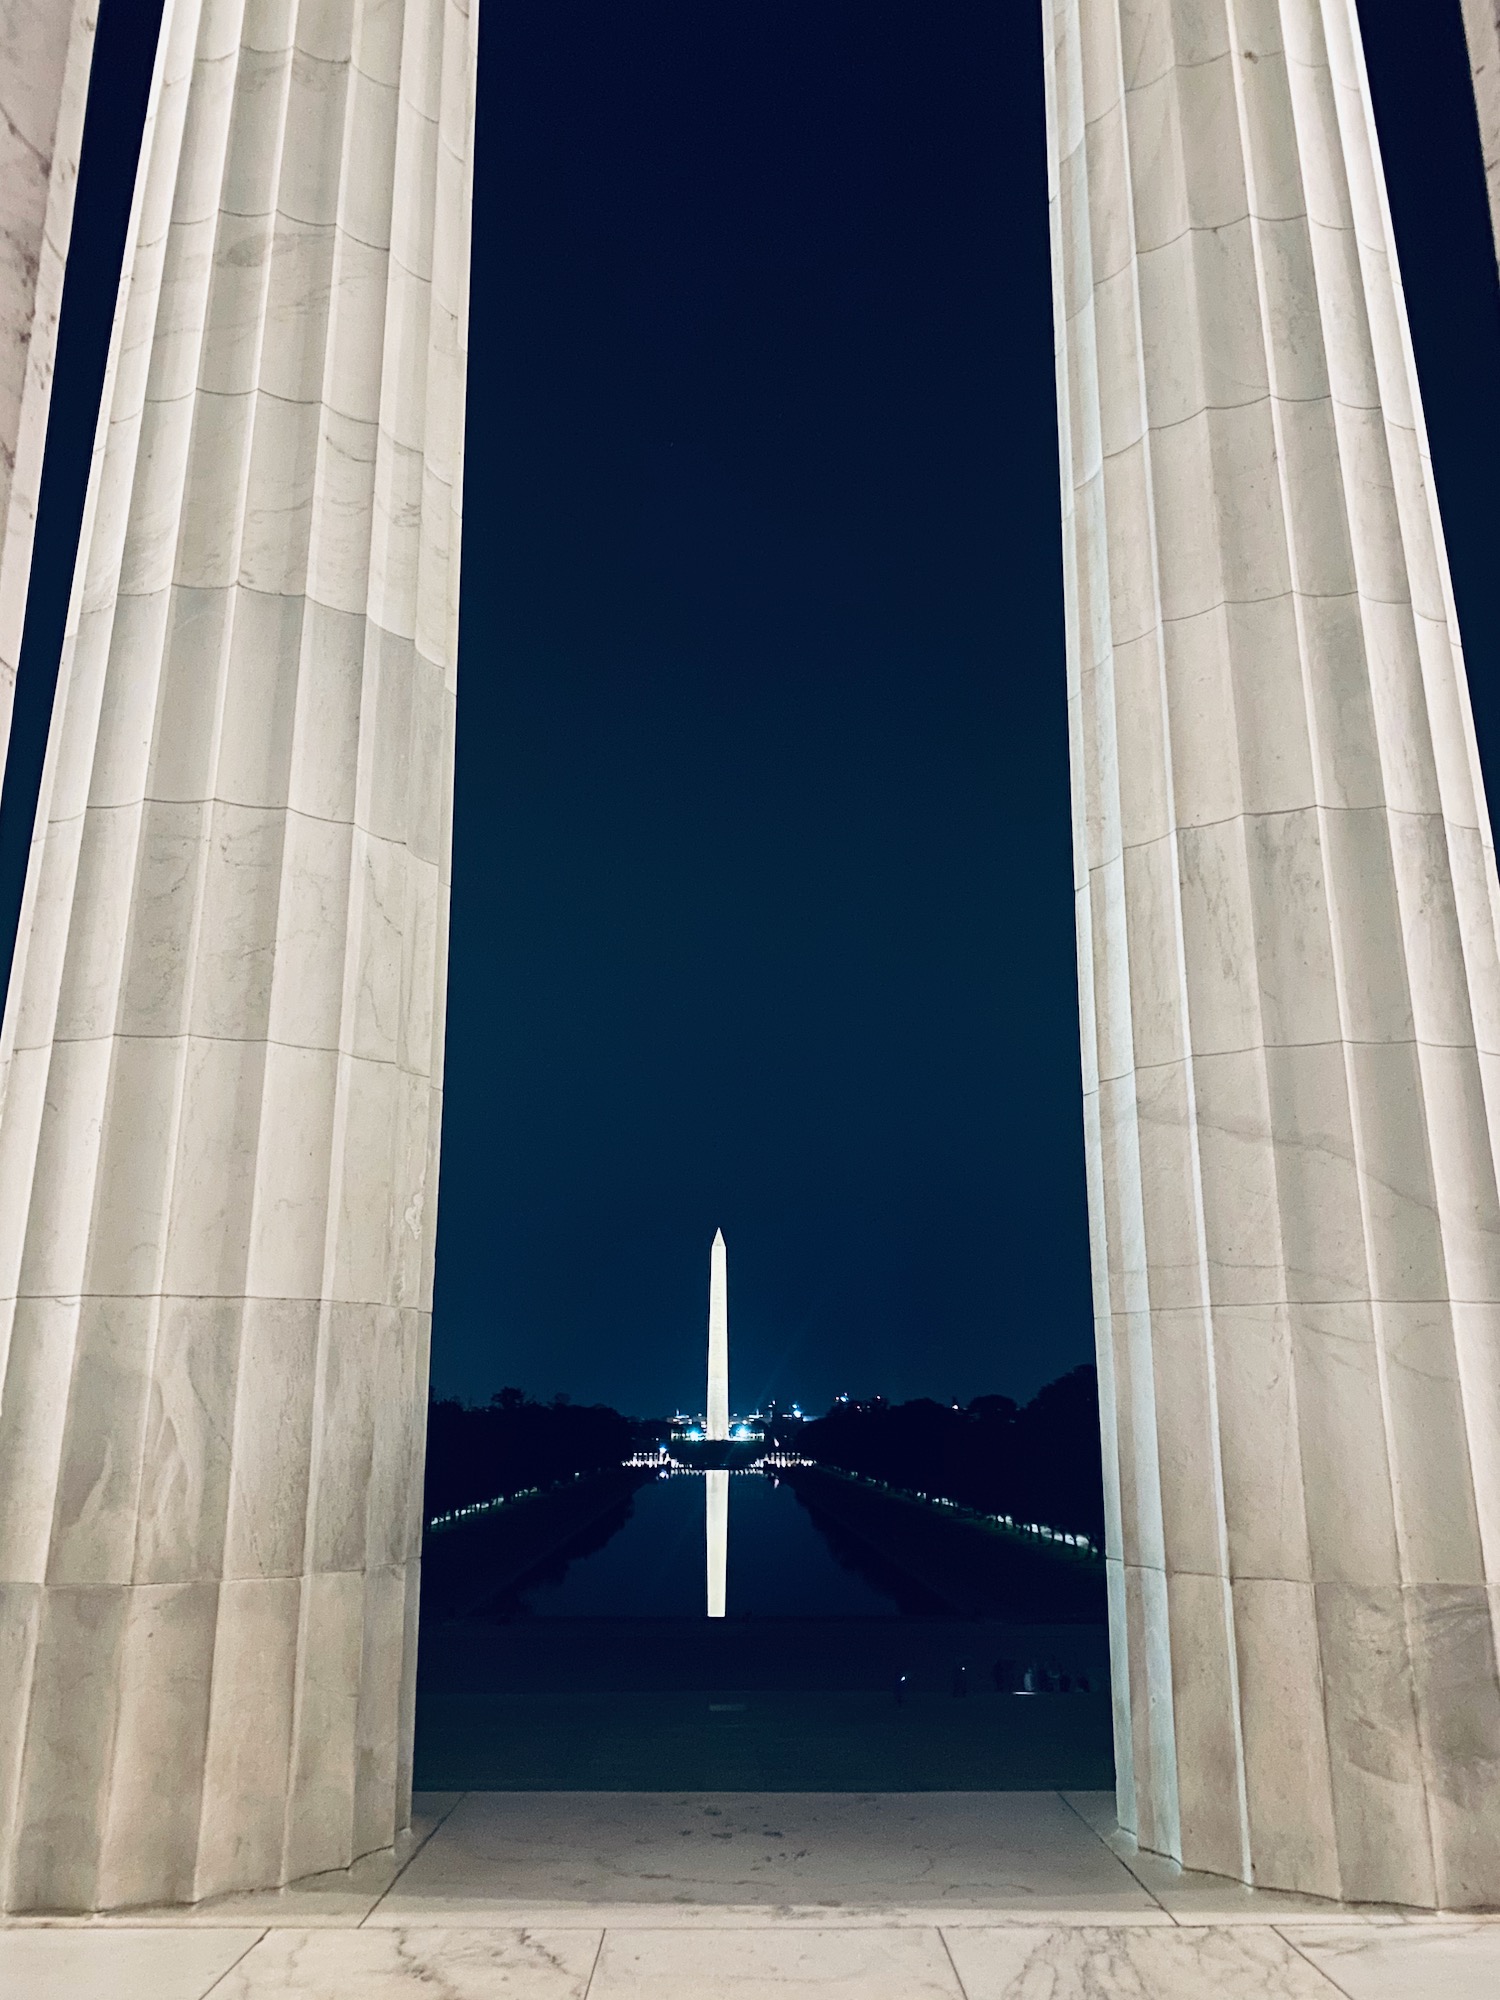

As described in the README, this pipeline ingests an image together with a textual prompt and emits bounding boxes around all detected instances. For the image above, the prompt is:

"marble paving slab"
[7,1918,1498,1997]
[8,1789,1496,1998]
[1280,1921,1500,1999]
[211,1927,603,1997]
[946,1924,1352,1995]
[377,1791,1159,1917]
[363,1901,1180,1928]
[0,1925,263,1998]
[587,1925,966,1997]
[1058,1794,1414,1925]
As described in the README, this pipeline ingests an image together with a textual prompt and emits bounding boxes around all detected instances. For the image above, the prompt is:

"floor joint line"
[359,1789,469,1928]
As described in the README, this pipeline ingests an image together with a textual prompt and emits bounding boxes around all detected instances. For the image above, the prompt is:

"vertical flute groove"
[0,0,96,771]
[1050,0,1500,1905]
[0,0,474,1912]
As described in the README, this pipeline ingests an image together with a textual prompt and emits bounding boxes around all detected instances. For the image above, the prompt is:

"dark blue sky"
[445,0,1077,1417]
[6,0,1500,1420]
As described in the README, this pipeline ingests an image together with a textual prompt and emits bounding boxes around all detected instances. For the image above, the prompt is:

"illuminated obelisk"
[707,1228,730,1439]
[706,1229,729,1616]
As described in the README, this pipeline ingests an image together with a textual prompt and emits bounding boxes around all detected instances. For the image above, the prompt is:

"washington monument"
[706,1230,729,1616]
[707,1229,729,1441]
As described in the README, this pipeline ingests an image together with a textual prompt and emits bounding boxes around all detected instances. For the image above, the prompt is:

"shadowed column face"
[0,0,96,768]
[1048,0,1500,1907]
[0,0,476,1913]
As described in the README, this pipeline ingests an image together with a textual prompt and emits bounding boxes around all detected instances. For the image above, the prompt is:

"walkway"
[2,1791,1494,1996]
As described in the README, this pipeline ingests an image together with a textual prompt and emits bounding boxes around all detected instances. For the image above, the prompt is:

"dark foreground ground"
[414,1616,1114,1790]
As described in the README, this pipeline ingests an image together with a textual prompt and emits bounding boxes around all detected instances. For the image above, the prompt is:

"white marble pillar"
[0,0,97,764]
[0,0,475,1913]
[1048,0,1500,1907]
[1462,0,1500,253]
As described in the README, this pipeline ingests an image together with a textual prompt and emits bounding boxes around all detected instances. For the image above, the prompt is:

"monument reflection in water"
[706,1474,727,1618]
[672,1231,761,1617]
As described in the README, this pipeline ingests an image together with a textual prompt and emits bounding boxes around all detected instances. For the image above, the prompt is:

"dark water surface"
[511,1470,905,1618]
[416,1469,1114,1788]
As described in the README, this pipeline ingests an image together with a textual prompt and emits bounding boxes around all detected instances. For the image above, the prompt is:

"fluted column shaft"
[1462,1,1500,255]
[1048,0,1500,1906]
[0,0,97,759]
[0,0,474,1912]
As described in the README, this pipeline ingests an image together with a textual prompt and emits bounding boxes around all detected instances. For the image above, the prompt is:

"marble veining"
[0,1793,1491,1994]
[587,1926,966,2000]
[0,0,475,1913]
[1280,1922,1500,2000]
[0,0,95,764]
[5,1915,1496,1999]
[213,1927,602,1998]
[944,1925,1346,1999]
[0,0,1498,1923]
[1051,0,1500,1904]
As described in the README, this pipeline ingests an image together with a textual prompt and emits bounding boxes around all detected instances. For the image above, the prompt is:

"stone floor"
[3,1791,1498,1996]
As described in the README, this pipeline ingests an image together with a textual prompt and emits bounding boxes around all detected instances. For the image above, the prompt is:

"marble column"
[0,0,475,1914]
[1048,0,1500,1907]
[0,0,97,765]
[1462,0,1500,254]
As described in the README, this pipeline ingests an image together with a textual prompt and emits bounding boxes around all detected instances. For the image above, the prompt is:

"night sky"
[5,0,1500,1421]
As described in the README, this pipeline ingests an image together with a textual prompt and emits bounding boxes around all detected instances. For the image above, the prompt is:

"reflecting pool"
[507,1470,912,1618]
[416,1465,1114,1790]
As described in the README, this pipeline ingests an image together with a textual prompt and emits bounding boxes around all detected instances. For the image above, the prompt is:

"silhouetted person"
[991,1657,1019,1693]
[894,1673,908,1707]
[951,1663,968,1697]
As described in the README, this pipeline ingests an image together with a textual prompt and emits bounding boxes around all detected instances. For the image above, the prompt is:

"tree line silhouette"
[424,1388,640,1520]
[792,1367,1105,1544]
[424,1368,1105,1542]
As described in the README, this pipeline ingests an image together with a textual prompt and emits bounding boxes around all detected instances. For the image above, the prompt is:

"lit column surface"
[1462,0,1500,253]
[0,0,476,1912]
[705,1471,728,1618]
[1048,0,1500,1906]
[707,1228,729,1440]
[0,0,96,770]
